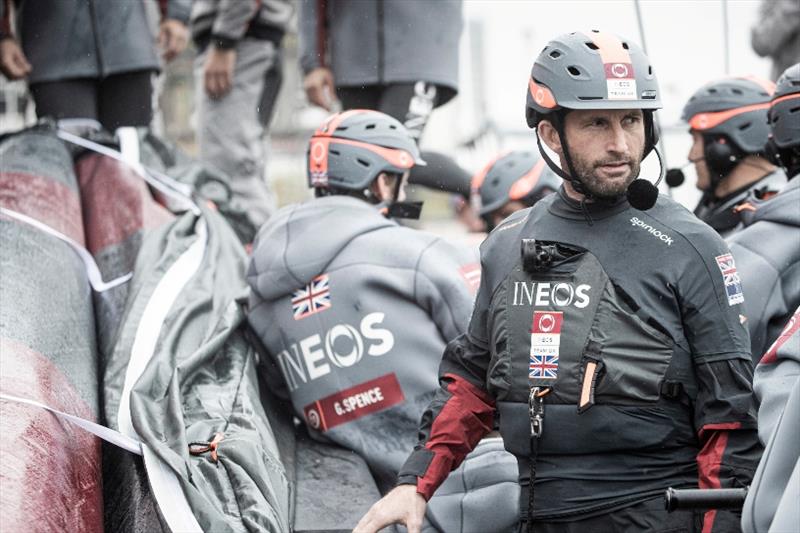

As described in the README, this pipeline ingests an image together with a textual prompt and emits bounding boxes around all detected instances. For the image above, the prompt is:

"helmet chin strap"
[534,121,595,201]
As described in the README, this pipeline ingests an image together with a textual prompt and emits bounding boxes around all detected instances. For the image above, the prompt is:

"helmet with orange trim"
[524,30,663,208]
[681,76,775,175]
[471,151,559,221]
[307,109,425,193]
[770,64,800,150]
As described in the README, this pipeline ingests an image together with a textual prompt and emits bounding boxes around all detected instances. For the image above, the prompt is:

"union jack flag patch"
[529,354,559,379]
[292,274,332,320]
[715,253,744,306]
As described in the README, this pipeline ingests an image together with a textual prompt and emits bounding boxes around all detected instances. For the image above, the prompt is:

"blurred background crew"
[728,63,800,361]
[190,0,293,234]
[750,0,800,81]
[681,76,786,236]
[0,0,189,131]
[471,150,559,231]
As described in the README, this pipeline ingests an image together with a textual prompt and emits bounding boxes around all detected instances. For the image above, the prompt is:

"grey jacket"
[741,307,800,533]
[298,0,462,92]
[9,0,190,84]
[190,0,293,49]
[247,195,479,490]
[751,0,800,81]
[729,177,800,361]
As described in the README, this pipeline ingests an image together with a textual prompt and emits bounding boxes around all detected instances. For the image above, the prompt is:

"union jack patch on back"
[292,274,332,320]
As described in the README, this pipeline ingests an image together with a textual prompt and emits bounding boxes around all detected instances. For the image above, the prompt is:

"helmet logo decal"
[610,63,629,78]
[308,137,330,187]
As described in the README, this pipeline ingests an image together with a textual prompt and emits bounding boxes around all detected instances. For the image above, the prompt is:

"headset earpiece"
[704,136,740,176]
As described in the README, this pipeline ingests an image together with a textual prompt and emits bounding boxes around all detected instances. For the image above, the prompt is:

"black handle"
[664,488,748,512]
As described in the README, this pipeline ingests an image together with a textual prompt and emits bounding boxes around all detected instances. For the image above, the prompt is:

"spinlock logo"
[630,217,673,246]
[512,281,591,308]
[277,312,395,391]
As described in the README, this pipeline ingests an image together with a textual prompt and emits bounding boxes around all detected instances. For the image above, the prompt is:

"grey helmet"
[307,109,425,191]
[525,30,661,155]
[471,151,559,216]
[682,76,775,157]
[769,63,800,150]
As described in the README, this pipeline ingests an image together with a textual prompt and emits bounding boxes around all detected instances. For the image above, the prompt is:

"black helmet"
[682,76,775,160]
[307,110,425,191]
[769,64,800,150]
[471,151,559,216]
[767,64,800,177]
[524,30,663,208]
[525,30,661,126]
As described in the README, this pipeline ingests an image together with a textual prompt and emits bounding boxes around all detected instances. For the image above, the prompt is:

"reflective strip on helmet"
[509,159,546,200]
[529,78,558,109]
[689,102,771,131]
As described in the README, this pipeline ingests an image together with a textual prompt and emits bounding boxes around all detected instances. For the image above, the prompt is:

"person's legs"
[97,69,155,131]
[336,85,382,112]
[195,39,280,231]
[29,78,98,122]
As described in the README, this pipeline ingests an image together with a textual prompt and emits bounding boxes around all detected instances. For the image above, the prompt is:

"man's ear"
[538,120,563,155]
[371,172,391,202]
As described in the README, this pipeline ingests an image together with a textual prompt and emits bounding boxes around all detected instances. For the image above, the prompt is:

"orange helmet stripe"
[689,102,771,131]
[509,159,546,200]
[529,78,558,109]
[471,151,511,192]
[314,109,372,136]
[308,135,415,174]
[771,92,800,107]
[581,30,631,65]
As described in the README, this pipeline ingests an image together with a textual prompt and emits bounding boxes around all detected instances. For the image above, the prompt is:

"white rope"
[0,207,132,292]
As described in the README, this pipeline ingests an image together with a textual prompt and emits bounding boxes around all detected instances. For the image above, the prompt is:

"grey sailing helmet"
[307,110,426,191]
[681,76,775,154]
[471,151,559,216]
[769,63,800,149]
[525,30,662,157]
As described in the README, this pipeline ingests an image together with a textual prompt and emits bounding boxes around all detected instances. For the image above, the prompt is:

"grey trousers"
[194,38,280,231]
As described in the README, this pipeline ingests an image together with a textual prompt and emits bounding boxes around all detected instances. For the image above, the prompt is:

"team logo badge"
[529,311,563,380]
[715,253,744,306]
[292,273,332,320]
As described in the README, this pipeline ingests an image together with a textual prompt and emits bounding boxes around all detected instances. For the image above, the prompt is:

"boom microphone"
[665,158,704,188]
[626,145,666,210]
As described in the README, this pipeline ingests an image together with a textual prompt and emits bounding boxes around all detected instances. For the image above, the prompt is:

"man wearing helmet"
[247,110,522,516]
[728,64,800,361]
[471,151,560,231]
[356,31,760,533]
[681,77,786,237]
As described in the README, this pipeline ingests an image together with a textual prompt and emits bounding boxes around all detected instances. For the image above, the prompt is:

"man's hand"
[204,47,237,99]
[0,38,31,80]
[303,67,336,110]
[158,19,189,62]
[353,485,427,533]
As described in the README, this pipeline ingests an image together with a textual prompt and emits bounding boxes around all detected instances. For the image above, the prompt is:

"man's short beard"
[571,154,642,199]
